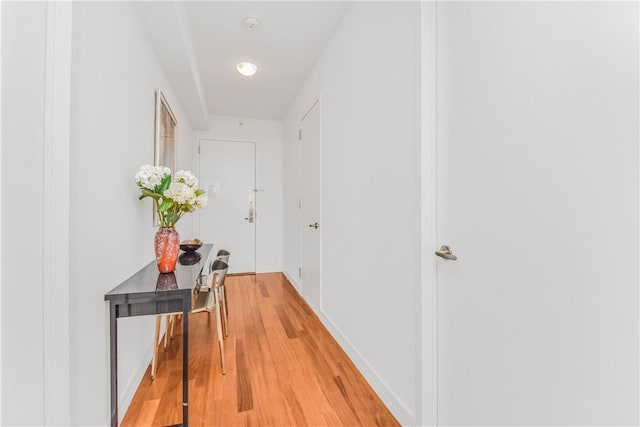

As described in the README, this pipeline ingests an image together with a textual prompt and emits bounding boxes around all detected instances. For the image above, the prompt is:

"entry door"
[300,101,321,313]
[199,139,256,274]
[435,3,638,425]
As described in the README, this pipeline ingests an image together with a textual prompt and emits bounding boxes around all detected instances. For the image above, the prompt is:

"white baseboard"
[281,271,414,424]
[318,311,416,426]
[282,269,301,292]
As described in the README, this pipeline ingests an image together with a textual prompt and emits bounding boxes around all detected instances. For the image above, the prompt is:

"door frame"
[42,2,73,425]
[196,138,257,274]
[420,2,438,425]
[298,98,322,312]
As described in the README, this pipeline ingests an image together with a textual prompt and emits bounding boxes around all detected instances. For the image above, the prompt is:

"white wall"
[70,3,195,425]
[283,3,421,424]
[1,3,47,425]
[198,115,283,273]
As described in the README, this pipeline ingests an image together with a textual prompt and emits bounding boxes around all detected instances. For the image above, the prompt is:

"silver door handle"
[435,245,457,260]
[309,222,319,229]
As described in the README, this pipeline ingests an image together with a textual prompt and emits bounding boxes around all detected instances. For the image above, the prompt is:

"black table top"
[105,244,213,301]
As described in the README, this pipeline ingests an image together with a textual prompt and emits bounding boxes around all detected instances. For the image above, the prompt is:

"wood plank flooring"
[121,272,400,426]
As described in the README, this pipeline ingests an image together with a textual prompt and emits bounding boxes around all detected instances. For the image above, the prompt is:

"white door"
[435,3,638,425]
[300,101,321,313]
[199,139,256,274]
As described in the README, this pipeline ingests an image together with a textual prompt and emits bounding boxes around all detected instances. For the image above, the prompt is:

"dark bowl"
[180,243,202,252]
[179,251,202,265]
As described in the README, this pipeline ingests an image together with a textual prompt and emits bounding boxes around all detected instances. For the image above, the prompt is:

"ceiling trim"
[174,2,209,129]
[135,2,210,130]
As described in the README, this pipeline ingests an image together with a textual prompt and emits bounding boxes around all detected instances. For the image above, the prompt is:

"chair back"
[209,259,229,289]
[217,249,231,263]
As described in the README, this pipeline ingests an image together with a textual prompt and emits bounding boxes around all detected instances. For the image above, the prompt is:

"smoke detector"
[244,16,260,29]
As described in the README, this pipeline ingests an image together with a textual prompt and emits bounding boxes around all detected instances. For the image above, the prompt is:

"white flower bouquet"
[135,165,207,227]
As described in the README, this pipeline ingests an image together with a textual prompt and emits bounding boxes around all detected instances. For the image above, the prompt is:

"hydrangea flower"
[174,170,198,188]
[163,181,197,205]
[194,193,208,209]
[135,165,208,227]
[135,165,171,191]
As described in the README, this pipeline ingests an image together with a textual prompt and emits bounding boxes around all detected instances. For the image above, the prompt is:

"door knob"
[435,245,457,260]
[308,222,319,229]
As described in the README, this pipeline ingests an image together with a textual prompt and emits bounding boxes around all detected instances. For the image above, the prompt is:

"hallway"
[3,2,638,425]
[122,273,399,426]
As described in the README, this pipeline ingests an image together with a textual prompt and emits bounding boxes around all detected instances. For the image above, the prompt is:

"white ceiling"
[136,2,350,126]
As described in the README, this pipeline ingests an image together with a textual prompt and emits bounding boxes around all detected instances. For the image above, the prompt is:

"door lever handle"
[435,245,457,260]
[308,222,319,229]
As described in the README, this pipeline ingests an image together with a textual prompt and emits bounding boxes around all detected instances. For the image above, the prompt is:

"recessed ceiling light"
[236,61,258,77]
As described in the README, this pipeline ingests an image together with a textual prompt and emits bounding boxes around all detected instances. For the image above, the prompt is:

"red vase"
[154,227,180,273]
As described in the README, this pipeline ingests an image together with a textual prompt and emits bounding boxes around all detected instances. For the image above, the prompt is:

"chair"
[204,261,228,374]
[215,250,231,334]
[150,265,229,379]
[205,259,229,338]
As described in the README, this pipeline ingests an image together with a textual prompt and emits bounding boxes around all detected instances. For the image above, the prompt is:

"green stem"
[155,199,166,227]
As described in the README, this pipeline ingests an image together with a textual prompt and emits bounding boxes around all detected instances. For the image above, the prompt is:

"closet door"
[435,3,638,425]
[300,100,321,313]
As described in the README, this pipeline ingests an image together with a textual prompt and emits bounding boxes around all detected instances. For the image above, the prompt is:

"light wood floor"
[121,272,400,426]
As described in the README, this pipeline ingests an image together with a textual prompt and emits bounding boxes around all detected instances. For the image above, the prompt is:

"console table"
[104,244,213,427]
